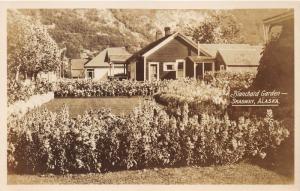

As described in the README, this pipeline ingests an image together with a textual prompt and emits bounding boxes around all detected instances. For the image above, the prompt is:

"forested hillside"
[17,9,288,59]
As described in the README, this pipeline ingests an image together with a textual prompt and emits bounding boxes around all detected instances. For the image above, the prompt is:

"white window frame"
[176,59,186,78]
[86,69,95,79]
[163,62,176,71]
[220,65,225,71]
[148,62,160,81]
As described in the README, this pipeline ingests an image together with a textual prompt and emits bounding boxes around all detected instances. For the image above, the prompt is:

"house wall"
[136,57,144,81]
[93,68,109,80]
[215,52,224,71]
[128,61,136,80]
[159,62,176,80]
[146,37,198,80]
[226,66,258,73]
[186,59,195,78]
[85,65,125,80]
[215,52,258,73]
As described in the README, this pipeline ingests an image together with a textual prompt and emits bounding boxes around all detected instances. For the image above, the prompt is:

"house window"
[176,59,185,78]
[163,62,176,71]
[87,69,94,79]
[220,65,225,71]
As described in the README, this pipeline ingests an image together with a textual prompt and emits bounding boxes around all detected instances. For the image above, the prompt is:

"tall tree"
[7,10,61,80]
[185,10,244,43]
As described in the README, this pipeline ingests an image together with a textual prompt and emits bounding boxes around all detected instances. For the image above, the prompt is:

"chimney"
[155,30,163,40]
[164,27,171,37]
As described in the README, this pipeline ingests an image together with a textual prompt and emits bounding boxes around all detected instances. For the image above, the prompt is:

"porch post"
[212,61,215,72]
[202,62,204,79]
[143,57,147,81]
[194,62,196,79]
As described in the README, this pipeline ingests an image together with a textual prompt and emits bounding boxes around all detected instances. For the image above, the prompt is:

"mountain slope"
[17,9,289,58]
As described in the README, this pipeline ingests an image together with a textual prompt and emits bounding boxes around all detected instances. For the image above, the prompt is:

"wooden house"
[84,47,131,80]
[126,27,215,81]
[127,27,262,81]
[199,44,263,72]
[70,59,88,79]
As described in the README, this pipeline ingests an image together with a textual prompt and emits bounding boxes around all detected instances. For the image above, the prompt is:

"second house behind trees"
[83,47,131,80]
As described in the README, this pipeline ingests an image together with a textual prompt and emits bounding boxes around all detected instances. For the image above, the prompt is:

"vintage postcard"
[0,1,299,191]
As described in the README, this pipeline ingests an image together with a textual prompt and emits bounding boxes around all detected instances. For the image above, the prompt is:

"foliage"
[205,71,256,90]
[252,29,293,95]
[7,80,54,106]
[185,10,244,43]
[8,101,289,174]
[17,9,278,59]
[154,79,229,117]
[251,21,293,122]
[54,79,168,97]
[7,10,61,80]
[154,74,254,117]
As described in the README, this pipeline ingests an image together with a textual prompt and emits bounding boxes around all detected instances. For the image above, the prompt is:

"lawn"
[40,97,143,117]
[7,161,293,184]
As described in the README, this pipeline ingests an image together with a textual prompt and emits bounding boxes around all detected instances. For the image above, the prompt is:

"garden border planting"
[7,101,289,174]
[7,92,54,118]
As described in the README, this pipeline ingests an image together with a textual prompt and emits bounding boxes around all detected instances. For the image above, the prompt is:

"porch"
[187,56,216,79]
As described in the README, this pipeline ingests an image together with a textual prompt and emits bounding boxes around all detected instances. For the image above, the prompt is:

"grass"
[40,97,143,117]
[7,161,293,184]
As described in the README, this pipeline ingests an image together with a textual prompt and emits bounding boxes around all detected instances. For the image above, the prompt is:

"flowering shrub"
[8,79,54,105]
[154,79,229,117]
[54,80,168,97]
[205,71,256,90]
[8,101,289,174]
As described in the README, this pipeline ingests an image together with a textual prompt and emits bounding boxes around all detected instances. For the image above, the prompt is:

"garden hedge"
[8,101,289,174]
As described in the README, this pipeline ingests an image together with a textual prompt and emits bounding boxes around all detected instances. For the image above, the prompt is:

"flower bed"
[154,79,229,117]
[8,101,289,174]
[54,80,168,97]
[205,71,256,90]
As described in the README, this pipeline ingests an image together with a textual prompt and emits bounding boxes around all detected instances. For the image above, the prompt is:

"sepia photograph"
[1,1,299,189]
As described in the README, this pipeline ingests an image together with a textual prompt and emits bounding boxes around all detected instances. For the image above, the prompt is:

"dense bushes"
[8,80,54,106]
[7,79,167,107]
[54,80,168,97]
[154,78,229,117]
[8,101,289,174]
[8,72,253,105]
[205,71,256,90]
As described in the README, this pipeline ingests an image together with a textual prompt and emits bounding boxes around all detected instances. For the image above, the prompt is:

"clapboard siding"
[147,37,198,62]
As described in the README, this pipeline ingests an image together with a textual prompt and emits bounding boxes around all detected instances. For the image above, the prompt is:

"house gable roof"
[71,59,88,70]
[200,44,253,58]
[127,32,211,62]
[217,48,262,66]
[85,47,131,68]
